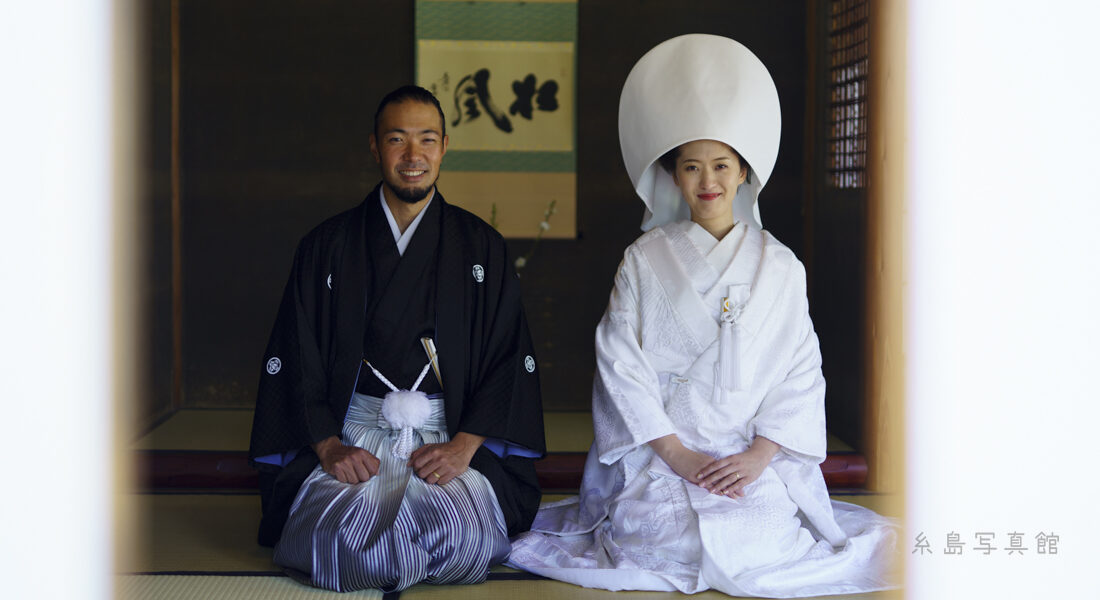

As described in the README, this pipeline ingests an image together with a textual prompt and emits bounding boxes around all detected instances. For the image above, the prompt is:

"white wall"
[907,1,1100,597]
[0,1,129,597]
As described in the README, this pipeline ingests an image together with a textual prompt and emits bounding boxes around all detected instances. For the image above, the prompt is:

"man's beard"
[386,175,437,204]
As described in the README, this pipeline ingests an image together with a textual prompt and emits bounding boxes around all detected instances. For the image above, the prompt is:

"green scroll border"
[417,0,577,173]
[416,1,577,42]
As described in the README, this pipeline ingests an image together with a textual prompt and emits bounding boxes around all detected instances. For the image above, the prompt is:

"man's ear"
[369,134,379,164]
[441,134,449,157]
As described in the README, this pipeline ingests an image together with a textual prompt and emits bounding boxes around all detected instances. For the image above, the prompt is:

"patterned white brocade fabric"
[274,393,509,592]
[507,221,899,597]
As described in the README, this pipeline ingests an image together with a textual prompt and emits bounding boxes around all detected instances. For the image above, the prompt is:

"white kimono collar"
[380,187,435,256]
[641,223,764,351]
[683,220,748,263]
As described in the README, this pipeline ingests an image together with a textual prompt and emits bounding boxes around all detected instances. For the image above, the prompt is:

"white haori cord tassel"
[366,360,434,459]
[718,285,747,395]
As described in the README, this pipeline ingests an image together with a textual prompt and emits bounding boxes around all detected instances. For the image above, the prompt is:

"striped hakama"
[273,392,510,592]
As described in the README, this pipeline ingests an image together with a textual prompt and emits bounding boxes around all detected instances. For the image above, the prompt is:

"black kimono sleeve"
[249,233,343,459]
[460,239,544,452]
[435,206,546,535]
[248,218,352,546]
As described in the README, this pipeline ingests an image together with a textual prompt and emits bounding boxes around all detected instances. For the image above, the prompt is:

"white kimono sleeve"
[746,259,828,463]
[592,248,677,465]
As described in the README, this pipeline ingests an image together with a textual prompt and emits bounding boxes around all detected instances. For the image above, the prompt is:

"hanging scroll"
[416,0,577,238]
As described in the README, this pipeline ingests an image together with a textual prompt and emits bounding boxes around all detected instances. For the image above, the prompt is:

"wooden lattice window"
[827,0,868,189]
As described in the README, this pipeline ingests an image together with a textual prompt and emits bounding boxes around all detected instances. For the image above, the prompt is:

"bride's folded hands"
[650,434,780,498]
[696,436,780,498]
[649,434,718,486]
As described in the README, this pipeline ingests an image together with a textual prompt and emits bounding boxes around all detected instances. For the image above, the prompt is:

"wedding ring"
[432,472,441,479]
[733,472,741,481]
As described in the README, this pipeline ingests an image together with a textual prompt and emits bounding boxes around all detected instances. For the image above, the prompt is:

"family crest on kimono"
[507,34,899,597]
[249,85,546,593]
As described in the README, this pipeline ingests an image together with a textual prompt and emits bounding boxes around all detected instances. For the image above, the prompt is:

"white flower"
[539,221,551,231]
[514,256,527,269]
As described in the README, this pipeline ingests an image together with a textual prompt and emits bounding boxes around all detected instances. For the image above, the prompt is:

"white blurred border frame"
[0,1,139,598]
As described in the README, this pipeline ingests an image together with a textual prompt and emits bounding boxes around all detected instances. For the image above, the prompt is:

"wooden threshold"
[135,450,867,492]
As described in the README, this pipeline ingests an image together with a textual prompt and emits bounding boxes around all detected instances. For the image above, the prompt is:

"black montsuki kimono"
[249,186,546,547]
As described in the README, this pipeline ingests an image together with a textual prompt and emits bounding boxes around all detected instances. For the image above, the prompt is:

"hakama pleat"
[274,393,509,592]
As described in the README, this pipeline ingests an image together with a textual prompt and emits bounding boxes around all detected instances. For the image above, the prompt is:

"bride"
[507,34,897,597]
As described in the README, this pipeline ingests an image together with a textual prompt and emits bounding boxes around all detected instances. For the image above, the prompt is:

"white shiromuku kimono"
[507,221,898,597]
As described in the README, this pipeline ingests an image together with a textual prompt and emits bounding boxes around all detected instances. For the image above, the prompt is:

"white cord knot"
[381,389,432,459]
[365,360,435,459]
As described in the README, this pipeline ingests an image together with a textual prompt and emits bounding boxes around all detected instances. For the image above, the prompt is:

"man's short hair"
[373,85,447,138]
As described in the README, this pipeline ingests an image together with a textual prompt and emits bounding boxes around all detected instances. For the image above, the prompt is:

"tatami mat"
[129,492,897,575]
[545,411,594,452]
[118,573,898,600]
[117,575,382,599]
[400,578,901,600]
[129,491,899,598]
[136,409,856,453]
[135,410,253,451]
[132,495,275,573]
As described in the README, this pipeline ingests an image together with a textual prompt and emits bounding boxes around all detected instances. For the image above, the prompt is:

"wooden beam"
[136,450,869,492]
[170,0,183,410]
[864,0,906,498]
